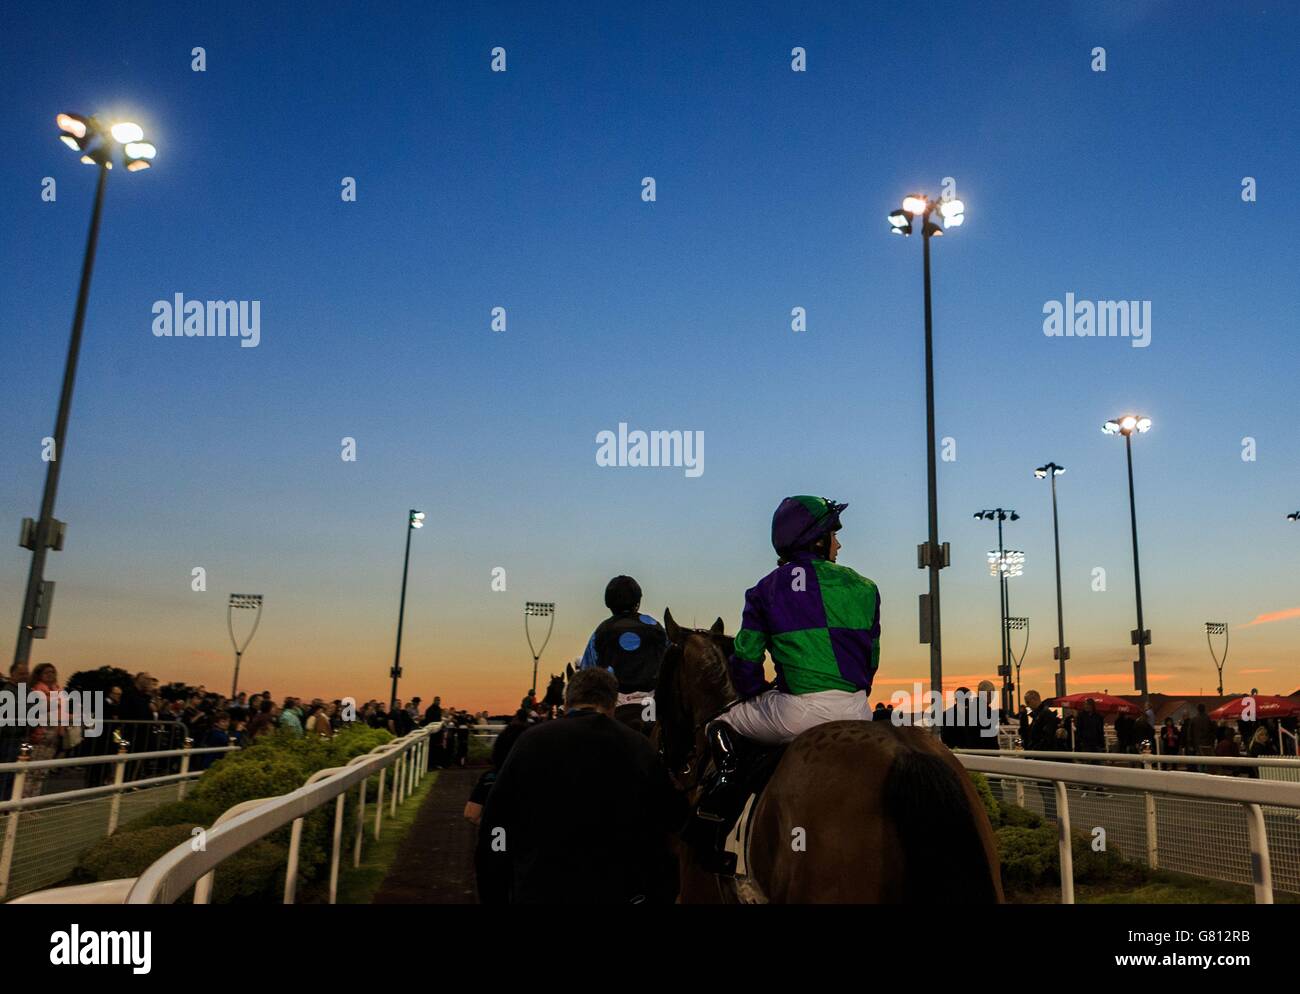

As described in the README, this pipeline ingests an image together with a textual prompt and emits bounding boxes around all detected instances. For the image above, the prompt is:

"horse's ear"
[710,616,725,635]
[565,662,574,680]
[663,607,683,643]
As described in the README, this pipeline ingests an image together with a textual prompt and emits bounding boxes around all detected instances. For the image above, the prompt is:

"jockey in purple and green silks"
[687,495,881,873]
[721,496,880,742]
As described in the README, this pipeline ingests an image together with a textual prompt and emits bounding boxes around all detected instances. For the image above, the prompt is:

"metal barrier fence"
[126,724,435,904]
[955,749,1300,902]
[0,720,192,802]
[7,724,436,905]
[0,744,235,901]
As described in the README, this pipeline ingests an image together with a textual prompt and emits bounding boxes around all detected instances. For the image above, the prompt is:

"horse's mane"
[656,628,736,772]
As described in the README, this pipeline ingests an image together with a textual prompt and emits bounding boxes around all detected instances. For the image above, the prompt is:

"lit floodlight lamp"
[124,141,156,171]
[56,113,88,140]
[409,510,425,529]
[1288,512,1299,522]
[888,208,912,235]
[902,195,928,215]
[939,198,965,219]
[1105,414,1151,436]
[57,113,92,153]
[1003,551,1025,578]
[110,121,144,144]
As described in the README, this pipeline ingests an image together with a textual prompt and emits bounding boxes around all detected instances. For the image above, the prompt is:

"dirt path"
[371,766,481,904]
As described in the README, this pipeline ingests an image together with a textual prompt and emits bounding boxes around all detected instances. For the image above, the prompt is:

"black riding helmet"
[604,575,642,614]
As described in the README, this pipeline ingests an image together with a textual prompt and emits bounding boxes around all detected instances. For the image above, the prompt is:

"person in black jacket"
[475,667,687,904]
[1075,698,1106,755]
[1022,691,1060,751]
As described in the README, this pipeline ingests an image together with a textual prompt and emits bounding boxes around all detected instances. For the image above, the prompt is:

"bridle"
[659,629,737,790]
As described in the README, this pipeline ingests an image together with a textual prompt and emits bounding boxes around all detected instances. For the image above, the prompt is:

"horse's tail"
[882,747,1001,903]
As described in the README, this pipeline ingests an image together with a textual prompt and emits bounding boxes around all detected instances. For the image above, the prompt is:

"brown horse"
[658,609,1003,904]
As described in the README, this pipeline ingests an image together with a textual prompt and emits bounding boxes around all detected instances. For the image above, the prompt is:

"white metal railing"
[955,750,1300,904]
[0,743,235,901]
[978,748,1300,773]
[123,724,435,904]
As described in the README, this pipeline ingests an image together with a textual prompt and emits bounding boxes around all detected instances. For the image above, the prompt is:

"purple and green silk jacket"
[728,552,881,699]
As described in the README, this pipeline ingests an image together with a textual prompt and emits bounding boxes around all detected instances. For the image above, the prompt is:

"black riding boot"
[684,721,751,875]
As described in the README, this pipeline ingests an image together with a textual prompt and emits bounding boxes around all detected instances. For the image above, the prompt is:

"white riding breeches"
[720,687,872,745]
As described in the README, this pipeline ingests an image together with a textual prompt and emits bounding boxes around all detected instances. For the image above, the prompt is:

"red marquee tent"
[1045,692,1141,716]
[1209,695,1300,720]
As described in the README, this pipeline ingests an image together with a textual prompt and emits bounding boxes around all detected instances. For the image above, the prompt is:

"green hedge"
[72,724,397,901]
[966,771,1143,895]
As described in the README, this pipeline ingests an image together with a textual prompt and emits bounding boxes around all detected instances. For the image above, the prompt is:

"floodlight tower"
[389,509,424,710]
[1103,415,1153,697]
[13,113,157,671]
[228,594,264,698]
[887,192,965,698]
[524,601,556,696]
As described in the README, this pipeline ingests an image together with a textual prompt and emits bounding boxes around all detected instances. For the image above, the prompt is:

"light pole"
[389,509,424,711]
[975,509,1019,715]
[1035,462,1070,696]
[1205,622,1228,697]
[227,594,264,698]
[524,601,555,697]
[1103,415,1153,697]
[12,113,157,671]
[890,193,965,697]
[1007,616,1029,713]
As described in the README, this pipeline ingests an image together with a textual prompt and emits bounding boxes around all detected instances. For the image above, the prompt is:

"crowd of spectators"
[1016,690,1295,777]
[0,658,488,800]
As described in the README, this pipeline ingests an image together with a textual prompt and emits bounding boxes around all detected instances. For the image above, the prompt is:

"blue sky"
[1,1,1297,709]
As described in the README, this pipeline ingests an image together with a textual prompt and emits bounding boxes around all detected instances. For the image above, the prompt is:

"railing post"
[329,793,345,904]
[284,816,304,904]
[354,779,366,868]
[178,738,193,801]
[391,755,401,816]
[374,768,386,839]
[1140,754,1159,869]
[392,751,401,806]
[193,869,214,904]
[106,741,129,835]
[0,745,31,901]
[1055,781,1074,905]
[1245,802,1274,904]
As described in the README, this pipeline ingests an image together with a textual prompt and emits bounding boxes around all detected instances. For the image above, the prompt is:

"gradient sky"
[2,1,1298,713]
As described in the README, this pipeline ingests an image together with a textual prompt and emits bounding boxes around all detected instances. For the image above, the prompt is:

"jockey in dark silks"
[578,576,668,726]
